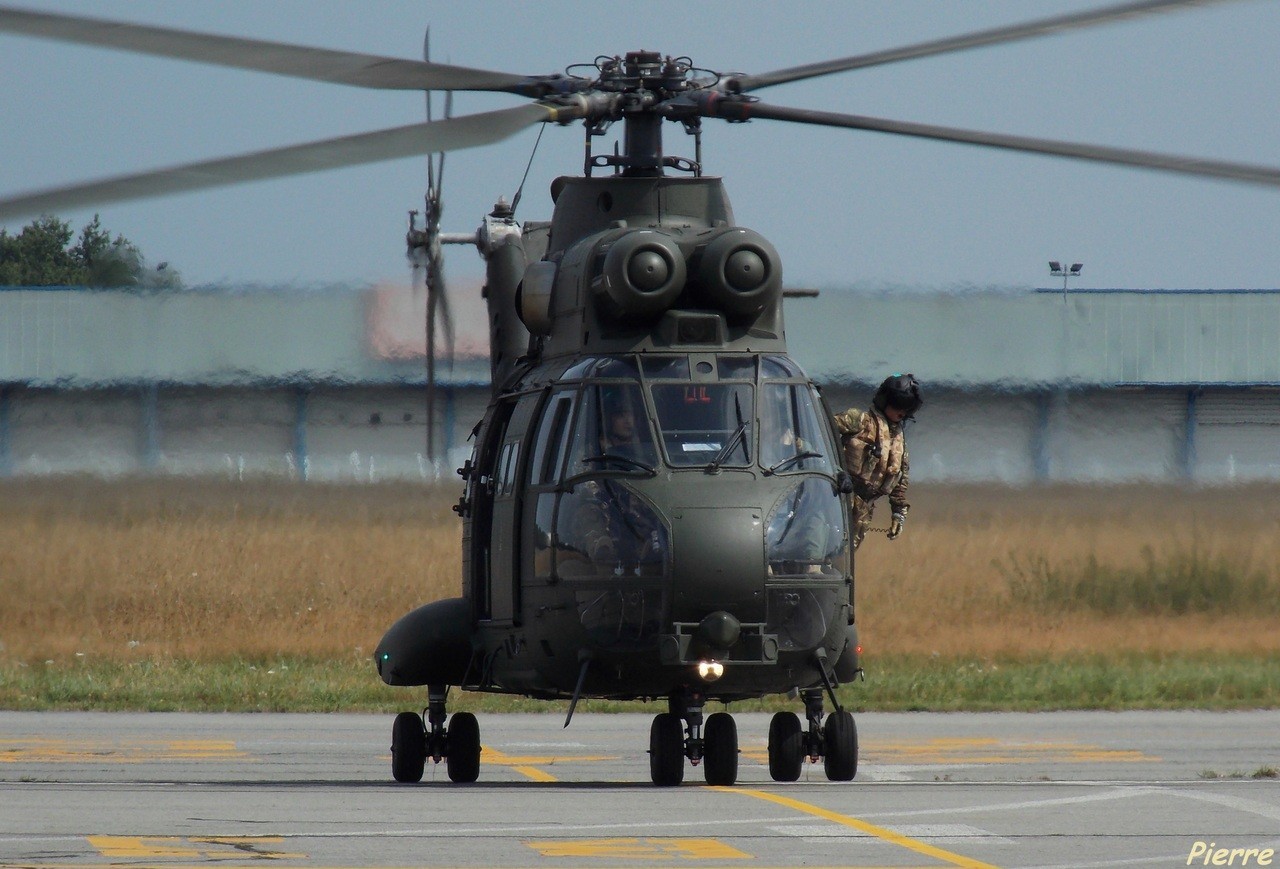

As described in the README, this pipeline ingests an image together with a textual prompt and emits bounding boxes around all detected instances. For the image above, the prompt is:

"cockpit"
[549,353,840,477]
[522,353,848,594]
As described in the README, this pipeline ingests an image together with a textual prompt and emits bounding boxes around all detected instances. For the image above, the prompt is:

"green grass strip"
[3,653,1278,713]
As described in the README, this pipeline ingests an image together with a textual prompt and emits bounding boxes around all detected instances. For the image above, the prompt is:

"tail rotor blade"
[425,267,438,464]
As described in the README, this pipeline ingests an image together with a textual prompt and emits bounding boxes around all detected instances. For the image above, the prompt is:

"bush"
[1000,545,1280,615]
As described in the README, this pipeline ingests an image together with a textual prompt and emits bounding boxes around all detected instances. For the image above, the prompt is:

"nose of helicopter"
[669,506,765,619]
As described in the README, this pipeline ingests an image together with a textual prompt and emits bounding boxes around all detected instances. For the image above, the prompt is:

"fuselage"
[457,348,853,702]
[377,173,859,705]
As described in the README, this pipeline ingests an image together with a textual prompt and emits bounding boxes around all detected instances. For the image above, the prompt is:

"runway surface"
[2,710,1279,868]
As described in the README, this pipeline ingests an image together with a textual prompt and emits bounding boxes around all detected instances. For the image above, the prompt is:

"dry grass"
[856,483,1280,657]
[0,478,460,661]
[2,478,1278,665]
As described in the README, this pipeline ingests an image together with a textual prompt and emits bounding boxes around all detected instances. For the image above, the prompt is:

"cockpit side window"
[650,383,753,467]
[760,383,837,475]
[762,354,803,378]
[529,390,575,486]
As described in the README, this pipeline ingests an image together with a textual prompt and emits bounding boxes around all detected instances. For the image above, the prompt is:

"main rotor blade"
[711,100,1280,189]
[0,103,556,222]
[728,0,1230,93]
[0,5,543,95]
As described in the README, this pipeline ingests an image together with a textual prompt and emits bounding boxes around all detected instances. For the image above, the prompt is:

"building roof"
[0,283,489,388]
[3,284,1278,389]
[788,288,1280,389]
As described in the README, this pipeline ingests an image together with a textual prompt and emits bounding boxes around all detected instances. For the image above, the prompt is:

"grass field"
[2,477,1278,710]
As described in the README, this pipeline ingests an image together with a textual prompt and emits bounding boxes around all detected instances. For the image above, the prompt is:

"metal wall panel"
[8,389,139,476]
[157,388,296,479]
[1195,391,1280,482]
[5,286,1279,389]
[790,289,1280,388]
[1046,389,1187,482]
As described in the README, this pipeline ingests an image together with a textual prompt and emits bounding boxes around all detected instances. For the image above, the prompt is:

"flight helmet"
[873,373,923,418]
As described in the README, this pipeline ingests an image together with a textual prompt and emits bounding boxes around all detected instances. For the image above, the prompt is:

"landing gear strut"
[389,685,481,783]
[648,692,739,787]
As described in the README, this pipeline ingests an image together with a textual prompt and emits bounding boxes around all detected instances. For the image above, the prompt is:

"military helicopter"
[2,2,1279,788]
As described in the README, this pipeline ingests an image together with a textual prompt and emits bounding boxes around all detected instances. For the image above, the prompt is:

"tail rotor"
[406,27,457,471]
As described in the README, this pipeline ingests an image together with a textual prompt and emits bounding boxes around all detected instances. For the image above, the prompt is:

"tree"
[0,215,181,289]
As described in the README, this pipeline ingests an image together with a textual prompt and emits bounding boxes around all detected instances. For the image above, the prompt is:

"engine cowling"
[695,228,782,318]
[594,230,687,318]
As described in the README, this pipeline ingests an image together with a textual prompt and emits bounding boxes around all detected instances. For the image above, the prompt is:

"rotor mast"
[582,51,700,178]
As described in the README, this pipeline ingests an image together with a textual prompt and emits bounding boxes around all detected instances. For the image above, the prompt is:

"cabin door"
[485,394,539,625]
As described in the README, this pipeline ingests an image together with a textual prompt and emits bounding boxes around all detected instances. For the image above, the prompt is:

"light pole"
[1049,261,1083,301]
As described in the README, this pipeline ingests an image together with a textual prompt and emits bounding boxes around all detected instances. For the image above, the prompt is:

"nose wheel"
[648,694,740,786]
[389,685,481,783]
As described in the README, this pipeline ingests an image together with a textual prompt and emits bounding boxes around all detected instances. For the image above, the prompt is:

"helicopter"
[2,2,1280,788]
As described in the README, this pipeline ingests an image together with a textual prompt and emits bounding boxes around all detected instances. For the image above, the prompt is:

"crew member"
[833,374,922,550]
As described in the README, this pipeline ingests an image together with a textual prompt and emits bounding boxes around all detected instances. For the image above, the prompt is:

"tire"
[823,710,858,782]
[390,711,426,783]
[703,712,738,786]
[649,712,685,786]
[445,711,481,783]
[767,711,804,782]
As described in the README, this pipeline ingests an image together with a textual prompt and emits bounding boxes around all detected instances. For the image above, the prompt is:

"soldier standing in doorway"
[833,374,923,550]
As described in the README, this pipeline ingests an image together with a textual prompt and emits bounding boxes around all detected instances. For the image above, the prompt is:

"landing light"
[696,660,725,682]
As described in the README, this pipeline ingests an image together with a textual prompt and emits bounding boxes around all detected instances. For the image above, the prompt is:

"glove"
[887,513,905,540]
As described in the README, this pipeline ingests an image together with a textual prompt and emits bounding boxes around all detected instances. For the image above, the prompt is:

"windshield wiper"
[765,450,823,475]
[705,422,748,472]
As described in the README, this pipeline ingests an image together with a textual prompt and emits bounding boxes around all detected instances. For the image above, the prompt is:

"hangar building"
[1,283,1276,484]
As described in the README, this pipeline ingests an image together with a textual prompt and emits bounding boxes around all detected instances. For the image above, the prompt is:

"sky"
[2,0,1278,294]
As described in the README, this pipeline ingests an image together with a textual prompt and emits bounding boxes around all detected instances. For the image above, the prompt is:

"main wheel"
[703,712,738,786]
[390,711,426,783]
[445,711,481,783]
[649,712,685,786]
[822,710,858,782]
[767,711,804,782]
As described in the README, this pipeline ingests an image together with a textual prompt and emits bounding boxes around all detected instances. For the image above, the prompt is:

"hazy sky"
[2,0,1278,292]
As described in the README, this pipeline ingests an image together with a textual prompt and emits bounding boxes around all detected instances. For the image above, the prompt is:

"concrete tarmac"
[2,710,1279,868]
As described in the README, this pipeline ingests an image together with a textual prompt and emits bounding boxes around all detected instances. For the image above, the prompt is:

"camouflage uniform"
[832,406,910,550]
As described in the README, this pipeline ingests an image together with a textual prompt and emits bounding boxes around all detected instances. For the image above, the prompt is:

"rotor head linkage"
[562,51,704,177]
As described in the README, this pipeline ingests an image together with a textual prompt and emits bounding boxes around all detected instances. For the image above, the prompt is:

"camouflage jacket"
[832,406,909,515]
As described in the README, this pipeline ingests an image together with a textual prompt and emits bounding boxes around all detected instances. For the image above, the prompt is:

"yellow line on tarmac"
[481,746,559,782]
[717,788,1000,869]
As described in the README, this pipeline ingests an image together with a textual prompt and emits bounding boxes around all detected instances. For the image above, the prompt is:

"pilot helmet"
[872,373,923,418]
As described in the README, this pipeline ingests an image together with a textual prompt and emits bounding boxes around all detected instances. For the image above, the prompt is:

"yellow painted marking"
[479,745,613,783]
[482,747,559,782]
[527,837,751,859]
[378,744,617,781]
[87,835,197,858]
[1,738,246,763]
[720,788,1000,869]
[741,736,1157,766]
[88,835,303,860]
